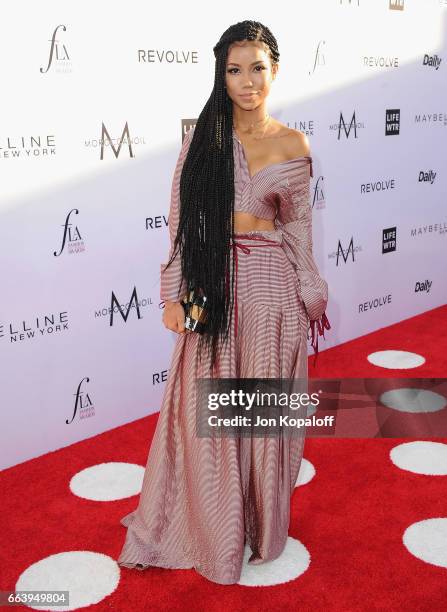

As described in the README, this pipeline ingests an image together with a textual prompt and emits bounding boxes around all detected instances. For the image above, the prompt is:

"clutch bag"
[181,289,209,333]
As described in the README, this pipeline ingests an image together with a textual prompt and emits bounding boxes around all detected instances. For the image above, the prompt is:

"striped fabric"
[160,126,329,347]
[158,128,193,303]
[117,125,330,585]
[232,125,328,324]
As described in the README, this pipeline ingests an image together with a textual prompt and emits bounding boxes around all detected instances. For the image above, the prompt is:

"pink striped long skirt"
[117,229,309,585]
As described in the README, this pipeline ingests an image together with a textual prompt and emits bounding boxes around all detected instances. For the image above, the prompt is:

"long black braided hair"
[164,20,280,373]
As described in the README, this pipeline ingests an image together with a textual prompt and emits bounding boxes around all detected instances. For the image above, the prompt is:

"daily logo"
[415,280,432,293]
[422,54,442,70]
[418,170,436,184]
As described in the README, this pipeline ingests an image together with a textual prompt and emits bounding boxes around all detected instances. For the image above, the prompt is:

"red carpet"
[1,305,446,611]
[309,304,447,378]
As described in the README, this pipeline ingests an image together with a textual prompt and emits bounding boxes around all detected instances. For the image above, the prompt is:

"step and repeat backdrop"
[1,0,446,469]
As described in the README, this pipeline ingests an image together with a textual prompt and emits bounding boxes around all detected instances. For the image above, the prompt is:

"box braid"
[164,20,280,373]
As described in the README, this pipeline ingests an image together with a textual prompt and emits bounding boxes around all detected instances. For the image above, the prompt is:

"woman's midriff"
[233,212,275,233]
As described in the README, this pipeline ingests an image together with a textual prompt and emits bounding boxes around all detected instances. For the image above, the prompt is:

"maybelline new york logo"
[2,312,70,344]
[0,134,56,159]
[414,112,447,126]
[410,222,447,237]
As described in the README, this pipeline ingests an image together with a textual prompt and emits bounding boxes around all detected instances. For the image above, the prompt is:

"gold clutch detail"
[181,289,209,333]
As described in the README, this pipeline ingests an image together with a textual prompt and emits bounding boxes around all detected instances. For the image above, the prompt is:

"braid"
[163,20,280,372]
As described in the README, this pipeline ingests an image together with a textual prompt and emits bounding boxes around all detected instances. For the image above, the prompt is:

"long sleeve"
[160,126,195,303]
[275,158,331,362]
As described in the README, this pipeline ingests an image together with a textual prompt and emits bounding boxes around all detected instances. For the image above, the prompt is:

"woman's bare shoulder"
[285,128,311,158]
[270,121,311,158]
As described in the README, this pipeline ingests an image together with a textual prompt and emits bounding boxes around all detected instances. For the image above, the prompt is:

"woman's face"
[225,41,277,110]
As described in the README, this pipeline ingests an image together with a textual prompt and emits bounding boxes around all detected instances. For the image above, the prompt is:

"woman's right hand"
[162,300,186,333]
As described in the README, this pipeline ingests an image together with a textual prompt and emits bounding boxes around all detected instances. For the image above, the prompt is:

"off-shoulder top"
[160,125,330,353]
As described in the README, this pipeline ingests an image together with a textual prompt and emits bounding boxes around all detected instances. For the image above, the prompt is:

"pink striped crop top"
[232,126,313,220]
[160,125,328,333]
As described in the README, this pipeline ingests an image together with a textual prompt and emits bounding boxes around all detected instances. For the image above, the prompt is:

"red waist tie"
[226,234,282,338]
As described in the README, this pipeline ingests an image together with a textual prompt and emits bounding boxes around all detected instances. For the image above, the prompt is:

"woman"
[117,20,330,585]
